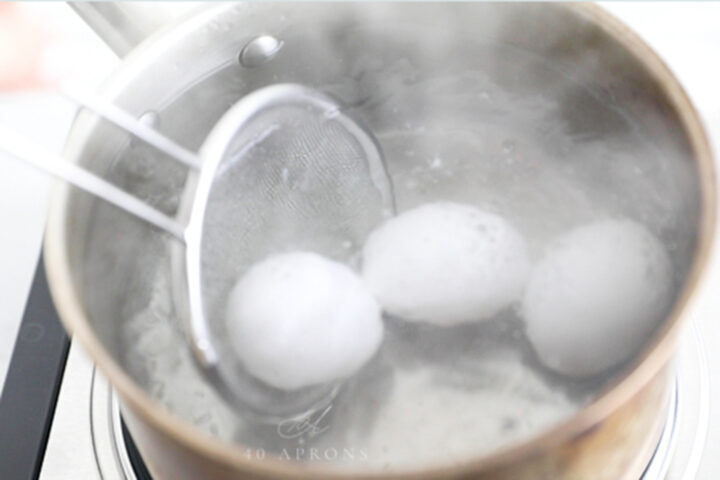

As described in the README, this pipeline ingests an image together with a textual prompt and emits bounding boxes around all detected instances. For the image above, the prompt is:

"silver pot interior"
[61,3,701,472]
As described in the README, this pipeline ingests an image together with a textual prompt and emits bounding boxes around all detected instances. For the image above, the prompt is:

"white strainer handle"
[0,125,187,240]
[62,88,201,170]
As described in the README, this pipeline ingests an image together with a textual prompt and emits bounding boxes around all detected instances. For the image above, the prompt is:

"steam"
[77,3,700,472]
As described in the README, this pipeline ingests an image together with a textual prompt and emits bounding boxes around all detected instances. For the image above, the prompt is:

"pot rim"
[44,3,717,478]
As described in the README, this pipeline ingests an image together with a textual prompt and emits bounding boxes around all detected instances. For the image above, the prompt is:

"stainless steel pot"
[47,3,715,479]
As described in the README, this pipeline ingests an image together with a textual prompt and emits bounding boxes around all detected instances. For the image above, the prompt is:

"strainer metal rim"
[180,83,382,367]
[175,83,389,418]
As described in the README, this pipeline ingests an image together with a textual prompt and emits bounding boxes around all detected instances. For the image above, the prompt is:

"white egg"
[362,202,530,326]
[225,252,383,390]
[523,219,673,377]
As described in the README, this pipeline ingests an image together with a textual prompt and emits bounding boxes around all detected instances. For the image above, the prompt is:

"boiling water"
[103,31,698,472]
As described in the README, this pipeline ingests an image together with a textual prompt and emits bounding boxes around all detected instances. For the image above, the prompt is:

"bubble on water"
[238,35,283,68]
[323,107,341,119]
[429,157,443,169]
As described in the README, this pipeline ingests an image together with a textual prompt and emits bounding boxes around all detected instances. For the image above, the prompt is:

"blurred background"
[0,2,198,389]
[0,2,115,386]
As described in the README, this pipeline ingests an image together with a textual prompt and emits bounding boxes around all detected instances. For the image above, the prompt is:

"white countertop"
[0,3,718,478]
[0,4,118,389]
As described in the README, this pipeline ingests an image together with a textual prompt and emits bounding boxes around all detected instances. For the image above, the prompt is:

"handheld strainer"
[0,83,394,421]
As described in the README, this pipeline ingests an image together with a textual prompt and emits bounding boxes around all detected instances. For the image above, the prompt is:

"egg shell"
[362,202,530,326]
[523,219,673,377]
[226,251,384,390]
